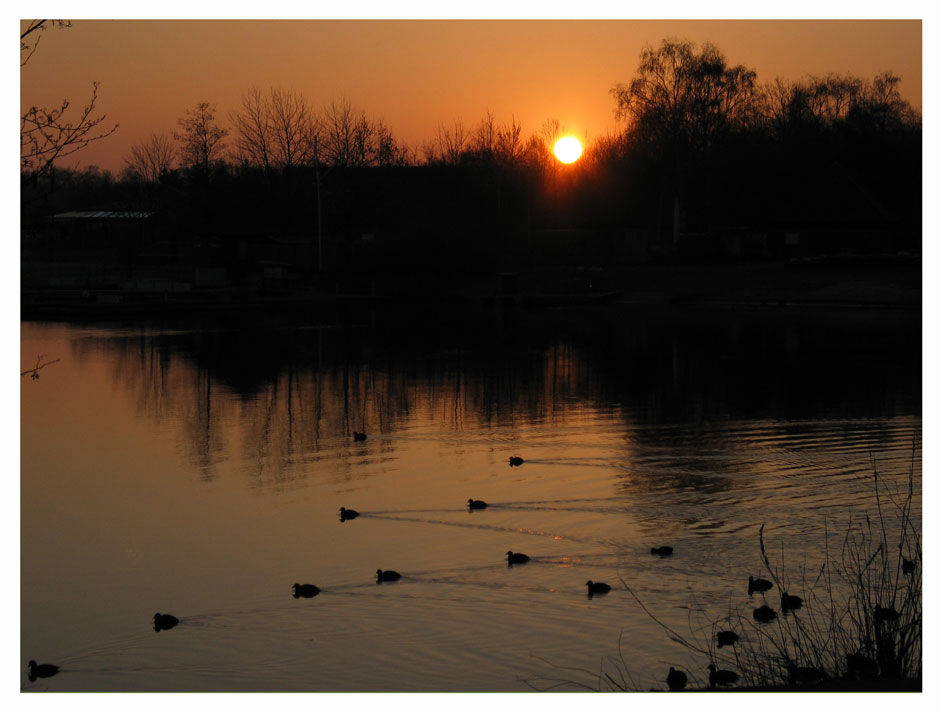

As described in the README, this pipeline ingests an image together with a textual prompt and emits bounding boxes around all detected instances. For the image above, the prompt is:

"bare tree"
[320,98,360,167]
[372,118,410,166]
[320,99,348,166]
[20,20,118,176]
[319,98,406,167]
[420,139,441,165]
[471,110,498,155]
[610,38,758,155]
[230,86,273,171]
[520,117,562,170]
[231,86,321,172]
[584,129,630,166]
[173,102,229,176]
[269,87,318,169]
[20,20,70,67]
[435,119,468,165]
[350,110,375,166]
[495,115,526,165]
[123,131,175,182]
[863,72,921,130]
[762,71,918,138]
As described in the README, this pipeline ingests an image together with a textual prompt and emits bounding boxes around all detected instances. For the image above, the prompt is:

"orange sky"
[19,18,923,173]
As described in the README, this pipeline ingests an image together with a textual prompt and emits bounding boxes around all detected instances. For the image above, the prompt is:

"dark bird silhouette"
[353,431,367,442]
[781,592,803,611]
[845,653,879,680]
[586,580,611,596]
[650,546,673,556]
[789,665,830,685]
[716,630,739,648]
[292,583,320,598]
[467,498,487,510]
[902,557,916,575]
[339,506,359,521]
[666,667,687,691]
[506,551,530,565]
[376,569,401,583]
[508,456,524,467]
[874,605,900,623]
[153,612,179,631]
[708,664,739,688]
[753,605,777,623]
[748,575,773,594]
[28,660,59,682]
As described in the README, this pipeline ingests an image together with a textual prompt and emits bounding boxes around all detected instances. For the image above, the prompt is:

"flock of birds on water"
[27,432,914,690]
[661,568,908,691]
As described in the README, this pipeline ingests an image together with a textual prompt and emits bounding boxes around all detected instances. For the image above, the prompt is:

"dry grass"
[636,445,922,691]
[527,443,921,692]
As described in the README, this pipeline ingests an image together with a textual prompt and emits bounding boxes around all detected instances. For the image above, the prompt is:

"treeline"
[599,39,921,238]
[123,95,567,181]
[22,38,922,255]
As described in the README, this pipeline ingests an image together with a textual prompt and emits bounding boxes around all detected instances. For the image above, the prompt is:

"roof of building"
[50,210,155,220]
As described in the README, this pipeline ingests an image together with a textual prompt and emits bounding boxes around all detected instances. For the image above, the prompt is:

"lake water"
[20,303,921,692]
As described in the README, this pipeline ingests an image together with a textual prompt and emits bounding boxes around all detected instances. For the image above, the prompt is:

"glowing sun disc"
[554,136,583,163]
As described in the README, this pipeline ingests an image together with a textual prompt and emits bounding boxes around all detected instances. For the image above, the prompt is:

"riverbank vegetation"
[523,449,921,692]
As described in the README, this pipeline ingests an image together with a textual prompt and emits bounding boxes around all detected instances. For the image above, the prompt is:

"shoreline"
[20,256,921,321]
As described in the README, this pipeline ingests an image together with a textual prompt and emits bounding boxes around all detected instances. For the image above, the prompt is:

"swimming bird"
[781,592,803,611]
[902,557,916,575]
[292,583,320,598]
[28,660,59,681]
[467,499,487,510]
[708,664,739,688]
[153,612,179,631]
[753,605,777,623]
[666,667,687,691]
[339,506,359,521]
[874,605,900,623]
[748,575,773,594]
[586,580,611,596]
[376,569,401,583]
[508,456,524,467]
[506,551,530,565]
[788,664,830,685]
[353,431,367,442]
[650,546,673,556]
[716,630,739,648]
[845,653,879,680]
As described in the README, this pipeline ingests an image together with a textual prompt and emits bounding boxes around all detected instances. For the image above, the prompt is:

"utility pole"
[316,163,323,272]
[315,136,323,273]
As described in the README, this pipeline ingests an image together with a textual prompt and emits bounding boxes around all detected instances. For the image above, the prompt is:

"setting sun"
[554,136,583,163]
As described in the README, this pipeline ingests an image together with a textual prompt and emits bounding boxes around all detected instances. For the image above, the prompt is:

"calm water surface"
[21,305,921,691]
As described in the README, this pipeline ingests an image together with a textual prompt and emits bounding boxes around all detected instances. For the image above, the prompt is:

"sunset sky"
[18,11,924,174]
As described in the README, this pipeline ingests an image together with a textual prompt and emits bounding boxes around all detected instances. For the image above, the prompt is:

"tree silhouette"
[610,38,758,241]
[230,86,275,172]
[764,71,919,140]
[429,119,469,166]
[495,115,527,165]
[230,86,319,173]
[318,98,408,167]
[173,102,229,178]
[20,20,118,177]
[123,131,175,183]
[611,38,758,155]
